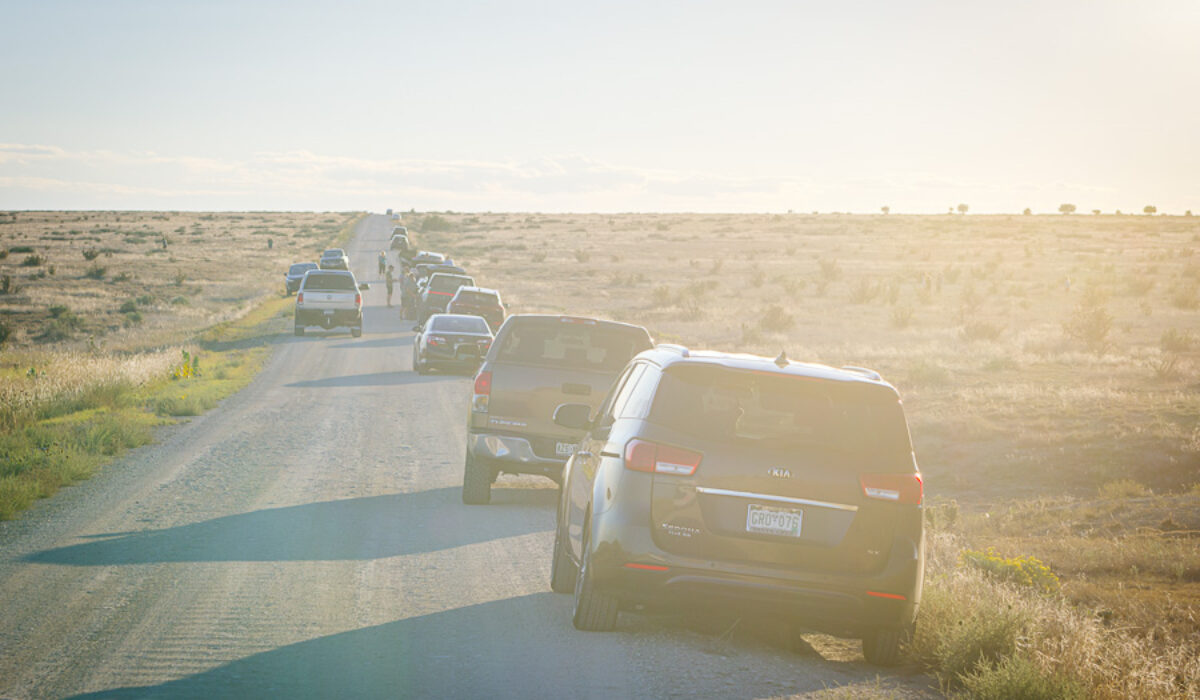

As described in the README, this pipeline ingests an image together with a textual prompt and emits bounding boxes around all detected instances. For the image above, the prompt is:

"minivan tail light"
[624,439,702,476]
[296,292,304,304]
[472,370,492,413]
[355,292,362,306]
[860,473,923,505]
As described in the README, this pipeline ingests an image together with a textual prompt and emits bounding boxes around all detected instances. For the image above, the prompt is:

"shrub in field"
[8,245,34,254]
[0,275,18,295]
[84,264,107,280]
[573,249,591,263]
[817,257,842,282]
[81,248,100,260]
[960,655,1086,700]
[1097,478,1148,499]
[0,323,10,346]
[1170,283,1199,310]
[1062,302,1113,353]
[171,350,200,380]
[909,572,1028,682]
[960,547,1060,593]
[962,320,1003,342]
[758,304,794,332]
[420,214,453,232]
[891,304,915,328]
[21,254,44,267]
[1150,353,1182,380]
[1160,327,1193,353]
[119,300,138,313]
[848,278,880,303]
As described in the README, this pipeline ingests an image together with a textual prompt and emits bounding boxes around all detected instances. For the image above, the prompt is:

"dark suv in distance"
[417,273,475,325]
[446,286,504,330]
[463,315,653,504]
[549,345,923,666]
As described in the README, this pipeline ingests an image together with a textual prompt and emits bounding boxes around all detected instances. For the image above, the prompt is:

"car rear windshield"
[289,263,317,274]
[302,273,356,292]
[430,316,490,334]
[454,291,499,306]
[322,250,344,257]
[430,275,474,293]
[495,320,651,371]
[649,365,913,456]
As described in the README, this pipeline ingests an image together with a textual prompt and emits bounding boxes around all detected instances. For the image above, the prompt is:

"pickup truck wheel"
[294,324,304,337]
[415,353,429,375]
[861,625,911,666]
[461,452,491,505]
[572,522,618,631]
[550,515,577,593]
[351,326,362,338]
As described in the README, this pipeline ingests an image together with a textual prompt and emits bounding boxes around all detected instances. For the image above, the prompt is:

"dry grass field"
[0,210,357,352]
[0,210,360,517]
[415,211,1200,697]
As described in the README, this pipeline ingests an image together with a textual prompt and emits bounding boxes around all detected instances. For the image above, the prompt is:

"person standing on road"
[378,251,387,276]
[385,264,396,307]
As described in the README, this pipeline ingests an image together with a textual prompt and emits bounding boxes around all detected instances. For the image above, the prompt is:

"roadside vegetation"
[415,210,1200,698]
[0,211,361,519]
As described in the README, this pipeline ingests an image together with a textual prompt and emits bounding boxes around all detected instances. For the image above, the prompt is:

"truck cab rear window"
[303,274,355,291]
[496,323,646,371]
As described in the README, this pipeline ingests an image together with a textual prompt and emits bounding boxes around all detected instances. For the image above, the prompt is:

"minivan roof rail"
[656,343,690,357]
[841,366,882,381]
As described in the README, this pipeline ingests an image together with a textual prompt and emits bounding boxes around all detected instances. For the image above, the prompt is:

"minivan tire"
[572,524,618,631]
[294,324,304,337]
[351,326,362,338]
[461,452,491,505]
[550,516,577,594]
[862,625,909,666]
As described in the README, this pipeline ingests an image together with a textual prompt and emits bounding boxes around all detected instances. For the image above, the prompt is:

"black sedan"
[284,262,319,295]
[412,314,493,375]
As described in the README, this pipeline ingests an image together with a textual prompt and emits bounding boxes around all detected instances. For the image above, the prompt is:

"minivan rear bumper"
[468,431,566,480]
[589,500,923,637]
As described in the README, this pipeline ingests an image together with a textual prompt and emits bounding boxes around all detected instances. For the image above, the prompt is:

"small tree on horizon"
[1144,205,1157,215]
[881,206,890,215]
[1023,208,1032,215]
[1092,209,1101,215]
[957,203,969,215]
[1059,203,1076,215]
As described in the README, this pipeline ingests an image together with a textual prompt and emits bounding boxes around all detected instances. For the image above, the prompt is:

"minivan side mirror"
[359,283,370,291]
[553,403,593,431]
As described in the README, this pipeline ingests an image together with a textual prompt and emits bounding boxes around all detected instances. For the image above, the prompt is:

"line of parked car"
[286,220,925,667]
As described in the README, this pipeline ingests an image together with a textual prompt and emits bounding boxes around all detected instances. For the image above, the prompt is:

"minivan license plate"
[555,442,579,457]
[746,504,802,537]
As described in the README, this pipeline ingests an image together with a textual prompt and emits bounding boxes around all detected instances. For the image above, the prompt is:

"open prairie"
[414,210,1200,694]
[0,210,358,352]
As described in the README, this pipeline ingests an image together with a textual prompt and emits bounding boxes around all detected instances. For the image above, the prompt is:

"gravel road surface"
[0,215,937,699]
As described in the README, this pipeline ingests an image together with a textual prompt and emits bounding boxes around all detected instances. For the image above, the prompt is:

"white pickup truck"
[294,269,368,337]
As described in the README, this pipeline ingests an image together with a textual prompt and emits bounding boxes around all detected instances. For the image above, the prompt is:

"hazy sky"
[1,0,1197,213]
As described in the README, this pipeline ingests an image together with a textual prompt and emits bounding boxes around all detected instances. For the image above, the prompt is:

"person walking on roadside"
[385,265,396,307]
[378,251,387,276]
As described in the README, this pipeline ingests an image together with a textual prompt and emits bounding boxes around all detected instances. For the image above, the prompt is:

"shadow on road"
[285,371,462,389]
[66,592,876,700]
[26,487,555,567]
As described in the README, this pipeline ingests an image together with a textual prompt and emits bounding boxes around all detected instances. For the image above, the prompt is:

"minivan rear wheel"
[572,522,618,631]
[461,452,491,505]
[862,625,910,666]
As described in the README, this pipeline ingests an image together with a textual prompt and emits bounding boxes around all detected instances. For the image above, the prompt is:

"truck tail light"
[624,439,702,476]
[296,292,304,304]
[472,370,492,413]
[355,293,362,306]
[860,473,923,505]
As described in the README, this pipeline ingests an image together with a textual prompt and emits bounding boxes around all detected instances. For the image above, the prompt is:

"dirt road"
[0,216,936,699]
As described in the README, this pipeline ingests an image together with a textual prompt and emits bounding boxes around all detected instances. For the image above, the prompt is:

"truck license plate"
[555,442,579,457]
[746,504,802,537]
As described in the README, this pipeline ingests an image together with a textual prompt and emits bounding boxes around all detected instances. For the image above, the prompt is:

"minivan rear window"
[649,365,912,456]
[496,321,650,371]
[303,273,356,291]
